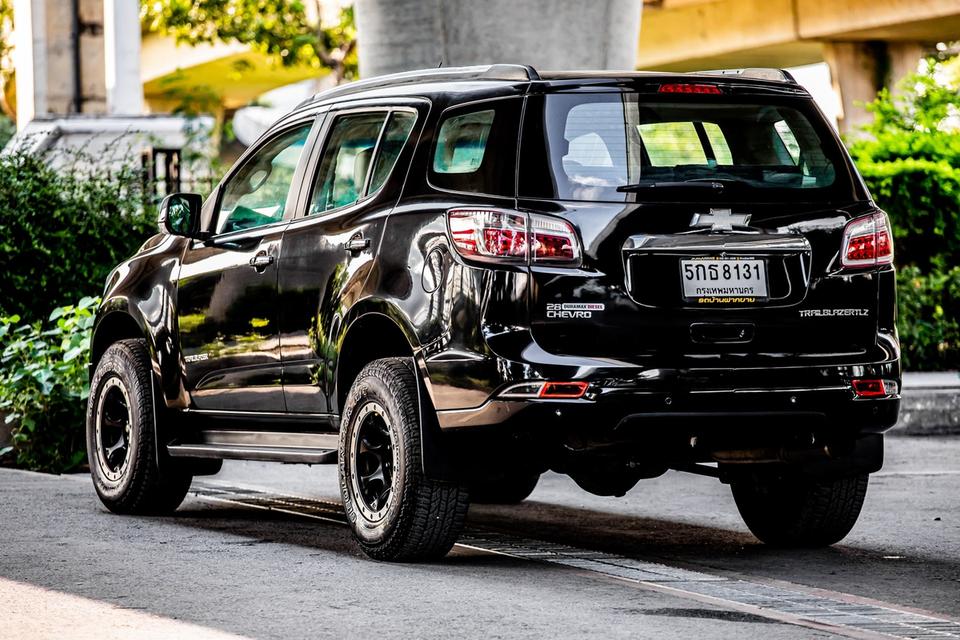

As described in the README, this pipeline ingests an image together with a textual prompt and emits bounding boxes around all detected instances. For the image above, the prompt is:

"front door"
[177,120,316,412]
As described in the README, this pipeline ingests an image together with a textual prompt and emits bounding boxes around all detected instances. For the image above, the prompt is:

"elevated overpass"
[637,0,960,132]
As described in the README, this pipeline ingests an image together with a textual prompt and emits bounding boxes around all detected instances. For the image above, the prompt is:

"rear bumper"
[437,380,900,433]
[434,358,901,436]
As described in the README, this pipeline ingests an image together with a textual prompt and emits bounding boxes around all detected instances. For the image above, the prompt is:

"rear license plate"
[680,258,768,301]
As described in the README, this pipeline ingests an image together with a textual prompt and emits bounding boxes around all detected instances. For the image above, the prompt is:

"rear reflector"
[499,381,590,399]
[658,83,723,95]
[841,212,894,269]
[447,208,580,265]
[540,381,590,399]
[852,379,898,398]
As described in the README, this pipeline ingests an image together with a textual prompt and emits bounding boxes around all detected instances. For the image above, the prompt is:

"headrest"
[354,146,374,193]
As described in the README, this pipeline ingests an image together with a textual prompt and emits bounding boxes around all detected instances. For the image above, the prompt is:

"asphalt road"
[2,435,958,639]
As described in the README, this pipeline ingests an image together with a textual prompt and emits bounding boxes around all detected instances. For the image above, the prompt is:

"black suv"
[87,65,900,561]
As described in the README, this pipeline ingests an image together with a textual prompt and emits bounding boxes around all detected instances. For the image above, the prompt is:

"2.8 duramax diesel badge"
[87,65,900,561]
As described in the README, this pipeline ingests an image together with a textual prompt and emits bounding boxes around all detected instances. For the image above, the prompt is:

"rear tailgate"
[524,200,879,364]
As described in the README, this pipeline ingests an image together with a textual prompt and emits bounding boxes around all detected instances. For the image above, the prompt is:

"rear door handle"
[346,235,370,253]
[249,252,275,271]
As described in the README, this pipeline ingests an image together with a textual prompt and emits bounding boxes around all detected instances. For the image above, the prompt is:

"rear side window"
[520,92,846,202]
[368,112,417,193]
[311,113,387,213]
[309,109,416,214]
[429,99,521,197]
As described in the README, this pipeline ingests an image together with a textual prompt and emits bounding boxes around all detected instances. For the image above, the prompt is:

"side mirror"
[158,193,204,238]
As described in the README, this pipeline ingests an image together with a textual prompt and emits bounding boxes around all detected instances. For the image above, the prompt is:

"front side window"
[521,93,846,202]
[216,124,311,234]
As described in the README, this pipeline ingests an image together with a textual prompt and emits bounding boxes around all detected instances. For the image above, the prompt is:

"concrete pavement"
[1,435,958,639]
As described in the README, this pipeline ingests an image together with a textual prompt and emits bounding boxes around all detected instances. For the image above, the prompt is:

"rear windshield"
[520,92,853,202]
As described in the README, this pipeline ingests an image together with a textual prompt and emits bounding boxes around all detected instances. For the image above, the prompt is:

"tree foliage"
[140,0,357,82]
[849,57,960,369]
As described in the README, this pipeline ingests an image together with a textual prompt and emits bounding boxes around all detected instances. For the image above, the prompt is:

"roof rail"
[303,64,540,106]
[696,68,798,84]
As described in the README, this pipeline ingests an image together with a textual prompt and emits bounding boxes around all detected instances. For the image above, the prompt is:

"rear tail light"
[658,83,723,95]
[447,208,581,265]
[499,381,590,399]
[841,212,894,269]
[852,379,899,398]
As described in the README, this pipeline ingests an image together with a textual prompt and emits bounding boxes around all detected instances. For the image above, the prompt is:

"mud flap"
[414,364,455,482]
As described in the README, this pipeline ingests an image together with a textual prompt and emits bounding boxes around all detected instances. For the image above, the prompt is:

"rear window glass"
[520,92,847,202]
[429,98,521,197]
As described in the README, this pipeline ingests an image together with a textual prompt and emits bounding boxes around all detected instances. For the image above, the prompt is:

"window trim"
[426,95,522,199]
[208,116,320,240]
[300,105,420,221]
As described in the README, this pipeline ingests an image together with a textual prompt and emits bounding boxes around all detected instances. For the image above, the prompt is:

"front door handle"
[346,235,370,253]
[249,252,275,271]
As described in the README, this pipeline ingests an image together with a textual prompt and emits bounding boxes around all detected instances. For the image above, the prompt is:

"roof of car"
[300,64,809,109]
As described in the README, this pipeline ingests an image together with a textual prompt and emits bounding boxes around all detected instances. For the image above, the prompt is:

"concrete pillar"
[824,40,928,136]
[77,0,107,113]
[887,41,925,90]
[13,0,106,126]
[103,0,143,114]
[12,0,43,124]
[355,0,642,78]
[824,41,883,135]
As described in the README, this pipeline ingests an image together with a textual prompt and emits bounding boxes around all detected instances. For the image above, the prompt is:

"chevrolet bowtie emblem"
[690,208,752,231]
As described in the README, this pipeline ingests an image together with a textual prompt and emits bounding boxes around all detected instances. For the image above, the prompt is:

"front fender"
[92,234,188,410]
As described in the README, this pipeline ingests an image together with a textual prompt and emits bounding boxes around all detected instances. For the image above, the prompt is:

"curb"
[893,372,960,436]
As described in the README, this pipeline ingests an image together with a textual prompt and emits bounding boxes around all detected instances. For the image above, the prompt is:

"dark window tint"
[311,113,388,214]
[429,98,521,197]
[520,93,847,202]
[216,124,311,234]
[368,111,417,193]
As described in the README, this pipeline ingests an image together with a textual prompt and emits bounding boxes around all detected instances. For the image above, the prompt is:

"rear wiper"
[616,179,748,193]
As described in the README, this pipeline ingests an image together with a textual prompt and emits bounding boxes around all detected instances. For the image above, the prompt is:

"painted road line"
[0,576,250,640]
[189,481,960,640]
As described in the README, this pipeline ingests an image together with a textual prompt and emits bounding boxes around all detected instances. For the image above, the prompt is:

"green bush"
[849,58,960,370]
[0,297,97,472]
[895,265,960,370]
[855,159,960,271]
[0,152,154,323]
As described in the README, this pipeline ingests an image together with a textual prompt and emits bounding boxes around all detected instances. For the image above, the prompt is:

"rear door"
[518,88,878,365]
[278,102,424,413]
[177,118,318,411]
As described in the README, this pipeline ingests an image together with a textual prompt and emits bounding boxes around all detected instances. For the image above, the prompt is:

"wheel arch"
[334,306,419,415]
[91,308,149,373]
[334,303,453,481]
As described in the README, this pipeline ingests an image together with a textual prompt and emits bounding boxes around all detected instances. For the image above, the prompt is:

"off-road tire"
[86,339,192,515]
[339,358,469,561]
[470,471,540,504]
[731,472,869,547]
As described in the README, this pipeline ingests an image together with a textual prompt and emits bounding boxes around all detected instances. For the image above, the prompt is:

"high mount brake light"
[841,212,894,269]
[447,209,581,265]
[658,83,723,95]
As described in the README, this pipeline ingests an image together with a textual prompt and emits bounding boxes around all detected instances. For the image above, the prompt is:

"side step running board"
[167,430,339,464]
